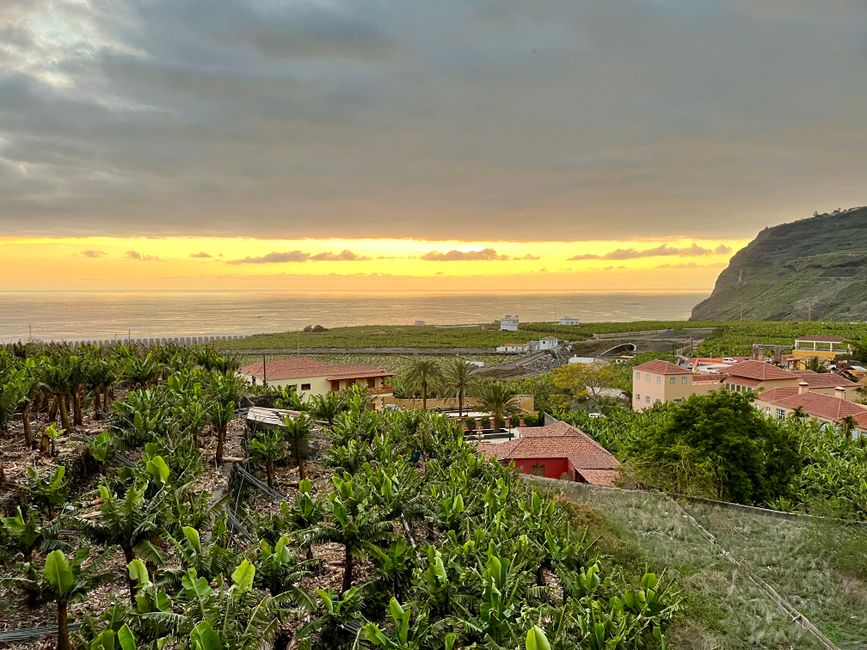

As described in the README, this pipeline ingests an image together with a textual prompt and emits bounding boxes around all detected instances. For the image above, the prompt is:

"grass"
[543,482,867,649]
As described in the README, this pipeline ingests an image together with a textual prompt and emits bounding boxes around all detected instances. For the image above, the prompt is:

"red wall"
[510,457,573,480]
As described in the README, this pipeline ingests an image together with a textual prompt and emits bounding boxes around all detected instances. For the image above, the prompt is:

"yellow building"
[792,335,851,361]
[238,357,393,406]
[631,360,720,411]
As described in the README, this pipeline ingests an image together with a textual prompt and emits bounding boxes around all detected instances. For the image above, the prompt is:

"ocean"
[0,291,707,343]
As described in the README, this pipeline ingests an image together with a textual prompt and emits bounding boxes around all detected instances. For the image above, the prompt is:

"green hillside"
[691,207,867,321]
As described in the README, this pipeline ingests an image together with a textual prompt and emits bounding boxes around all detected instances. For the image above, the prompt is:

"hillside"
[691,207,867,321]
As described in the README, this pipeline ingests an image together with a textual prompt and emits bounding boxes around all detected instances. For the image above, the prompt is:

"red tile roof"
[239,357,393,382]
[476,420,620,486]
[790,371,857,389]
[724,360,795,382]
[756,389,867,422]
[633,360,690,375]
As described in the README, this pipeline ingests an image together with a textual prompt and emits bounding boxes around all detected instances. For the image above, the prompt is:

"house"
[754,384,867,438]
[559,316,580,326]
[720,360,861,399]
[500,315,519,332]
[238,357,394,406]
[631,359,719,411]
[721,360,802,393]
[476,419,620,485]
[792,335,851,361]
[529,336,559,352]
[496,342,530,353]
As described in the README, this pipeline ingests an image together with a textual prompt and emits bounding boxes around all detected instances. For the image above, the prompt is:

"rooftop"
[239,357,393,382]
[757,388,867,423]
[723,360,795,381]
[791,370,858,389]
[795,335,847,343]
[477,420,620,485]
[633,359,691,375]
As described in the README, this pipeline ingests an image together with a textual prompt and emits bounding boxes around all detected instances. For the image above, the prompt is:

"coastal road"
[221,347,514,356]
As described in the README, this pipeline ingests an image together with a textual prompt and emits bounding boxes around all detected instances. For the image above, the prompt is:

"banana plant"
[362,597,455,650]
[297,587,363,648]
[248,427,284,488]
[89,431,114,474]
[255,534,313,600]
[1,505,62,562]
[41,423,65,457]
[26,465,70,519]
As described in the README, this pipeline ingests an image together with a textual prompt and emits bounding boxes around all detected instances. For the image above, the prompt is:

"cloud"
[309,249,370,261]
[421,248,510,261]
[226,249,370,264]
[190,251,212,258]
[125,250,161,261]
[0,1,866,242]
[80,249,107,258]
[227,250,310,264]
[569,243,732,261]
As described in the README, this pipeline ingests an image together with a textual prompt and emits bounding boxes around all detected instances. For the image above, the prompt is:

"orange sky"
[0,236,748,292]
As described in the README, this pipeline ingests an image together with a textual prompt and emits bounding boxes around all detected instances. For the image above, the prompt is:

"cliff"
[691,207,867,321]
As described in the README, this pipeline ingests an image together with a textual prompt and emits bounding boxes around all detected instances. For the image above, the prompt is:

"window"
[669,377,676,385]
[301,383,311,391]
[635,372,640,381]
[645,396,651,403]
[655,376,660,384]
[682,376,688,385]
[646,373,650,382]
[635,393,640,400]
[775,408,785,420]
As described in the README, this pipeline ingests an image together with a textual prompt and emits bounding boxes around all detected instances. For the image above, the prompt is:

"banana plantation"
[0,343,676,649]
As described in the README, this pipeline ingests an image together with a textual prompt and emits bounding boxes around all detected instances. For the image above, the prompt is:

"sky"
[1,0,865,292]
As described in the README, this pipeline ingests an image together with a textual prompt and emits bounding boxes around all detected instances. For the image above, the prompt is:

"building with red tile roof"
[476,419,620,486]
[755,384,867,438]
[238,357,393,405]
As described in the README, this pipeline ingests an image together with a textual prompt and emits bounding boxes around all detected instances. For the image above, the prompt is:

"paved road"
[222,347,515,356]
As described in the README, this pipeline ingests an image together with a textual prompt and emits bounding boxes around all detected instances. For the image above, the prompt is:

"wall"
[511,457,572,480]
[632,371,720,411]
[382,394,535,412]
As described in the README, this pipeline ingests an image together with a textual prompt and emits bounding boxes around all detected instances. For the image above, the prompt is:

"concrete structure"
[499,315,519,332]
[755,384,867,438]
[476,419,620,485]
[238,357,393,405]
[559,316,580,326]
[496,342,530,353]
[792,335,851,361]
[631,359,719,411]
[569,356,599,365]
[529,336,559,352]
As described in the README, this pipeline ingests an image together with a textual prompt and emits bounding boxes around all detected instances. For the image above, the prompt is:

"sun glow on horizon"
[0,235,748,292]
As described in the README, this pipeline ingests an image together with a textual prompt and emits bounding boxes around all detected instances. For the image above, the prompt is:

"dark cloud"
[227,251,310,265]
[80,249,107,258]
[190,251,212,258]
[569,243,732,261]
[309,249,370,261]
[227,249,369,264]
[421,248,510,261]
[125,250,161,261]
[1,1,866,240]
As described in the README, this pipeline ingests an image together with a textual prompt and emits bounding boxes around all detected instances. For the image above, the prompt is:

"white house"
[559,316,580,326]
[496,342,530,353]
[529,336,559,352]
[500,315,519,331]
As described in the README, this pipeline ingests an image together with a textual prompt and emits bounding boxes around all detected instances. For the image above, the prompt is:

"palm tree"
[447,358,475,418]
[790,406,807,419]
[474,381,519,430]
[11,550,109,650]
[806,357,829,373]
[83,482,165,602]
[283,413,314,481]
[249,427,284,488]
[839,415,858,441]
[405,358,443,410]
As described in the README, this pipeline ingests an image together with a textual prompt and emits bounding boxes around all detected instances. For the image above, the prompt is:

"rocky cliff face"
[691,207,867,321]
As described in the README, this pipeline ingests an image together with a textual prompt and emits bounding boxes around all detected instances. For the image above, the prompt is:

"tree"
[551,362,618,407]
[474,381,520,429]
[314,474,393,594]
[405,359,443,410]
[629,391,801,504]
[14,550,109,650]
[283,413,314,481]
[839,415,858,441]
[447,358,475,418]
[249,427,284,488]
[806,357,829,373]
[83,482,165,602]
